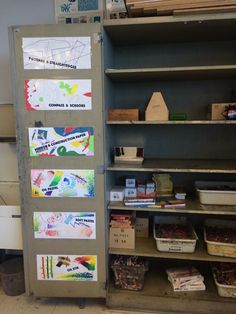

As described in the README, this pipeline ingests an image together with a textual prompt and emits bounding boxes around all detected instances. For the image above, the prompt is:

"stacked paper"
[166,266,206,292]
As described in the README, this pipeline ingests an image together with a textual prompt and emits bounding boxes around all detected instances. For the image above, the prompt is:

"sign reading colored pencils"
[28,127,94,157]
[37,255,97,281]
[31,169,95,198]
[25,79,92,110]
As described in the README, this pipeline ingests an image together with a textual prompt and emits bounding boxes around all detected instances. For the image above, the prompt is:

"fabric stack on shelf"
[166,266,206,291]
[125,0,236,17]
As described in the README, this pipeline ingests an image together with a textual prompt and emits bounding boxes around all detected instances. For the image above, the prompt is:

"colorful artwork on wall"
[34,212,96,239]
[22,37,91,70]
[37,255,97,281]
[28,127,94,157]
[25,79,92,110]
[31,169,95,198]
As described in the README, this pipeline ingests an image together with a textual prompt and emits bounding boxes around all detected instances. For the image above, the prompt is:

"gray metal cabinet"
[9,23,106,298]
[103,14,236,314]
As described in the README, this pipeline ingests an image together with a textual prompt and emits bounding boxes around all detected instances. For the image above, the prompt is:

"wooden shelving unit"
[104,13,236,314]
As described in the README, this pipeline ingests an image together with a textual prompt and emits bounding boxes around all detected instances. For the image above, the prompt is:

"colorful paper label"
[25,79,92,111]
[37,255,97,281]
[34,212,96,239]
[28,127,94,157]
[22,37,91,70]
[31,169,95,198]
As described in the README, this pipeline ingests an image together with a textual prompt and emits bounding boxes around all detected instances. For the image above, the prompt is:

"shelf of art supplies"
[105,65,236,81]
[107,261,236,314]
[109,236,236,263]
[107,159,236,173]
[108,200,236,216]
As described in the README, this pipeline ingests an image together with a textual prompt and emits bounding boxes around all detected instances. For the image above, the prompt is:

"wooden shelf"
[107,159,236,173]
[105,65,236,81]
[0,137,16,143]
[109,236,236,263]
[107,120,236,125]
[108,200,236,216]
[107,263,236,313]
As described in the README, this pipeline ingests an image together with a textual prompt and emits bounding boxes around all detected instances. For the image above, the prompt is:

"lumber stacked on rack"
[125,0,236,17]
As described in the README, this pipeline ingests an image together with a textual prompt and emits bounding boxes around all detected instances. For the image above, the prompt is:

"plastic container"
[111,255,148,291]
[195,181,236,205]
[153,216,198,253]
[212,264,236,298]
[204,219,236,258]
[0,257,25,296]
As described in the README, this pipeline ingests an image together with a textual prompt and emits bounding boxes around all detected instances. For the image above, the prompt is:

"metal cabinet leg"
[78,298,86,309]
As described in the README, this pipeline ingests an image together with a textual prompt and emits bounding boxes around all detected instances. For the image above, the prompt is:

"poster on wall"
[31,169,95,198]
[37,255,97,281]
[54,0,103,24]
[25,79,92,111]
[34,212,96,239]
[28,127,94,157]
[22,37,91,69]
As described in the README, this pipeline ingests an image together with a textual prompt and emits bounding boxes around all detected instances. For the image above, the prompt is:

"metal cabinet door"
[9,23,106,298]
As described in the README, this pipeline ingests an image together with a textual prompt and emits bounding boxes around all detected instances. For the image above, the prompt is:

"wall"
[0,0,54,104]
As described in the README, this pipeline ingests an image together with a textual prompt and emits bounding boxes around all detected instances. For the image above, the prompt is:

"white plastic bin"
[153,216,198,253]
[195,181,236,205]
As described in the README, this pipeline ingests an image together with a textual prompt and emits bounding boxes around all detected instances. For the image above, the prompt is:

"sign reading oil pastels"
[31,169,95,198]
[22,37,91,69]
[25,79,92,111]
[28,127,94,157]
[34,212,96,239]
[37,255,97,281]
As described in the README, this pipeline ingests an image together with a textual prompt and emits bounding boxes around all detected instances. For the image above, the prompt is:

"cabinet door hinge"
[94,32,103,44]
[97,164,105,174]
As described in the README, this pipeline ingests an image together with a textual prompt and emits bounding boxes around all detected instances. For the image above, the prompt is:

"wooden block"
[173,5,236,15]
[108,109,139,121]
[145,92,169,121]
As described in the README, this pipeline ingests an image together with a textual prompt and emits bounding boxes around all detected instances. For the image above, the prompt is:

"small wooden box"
[108,109,139,121]
[208,103,235,120]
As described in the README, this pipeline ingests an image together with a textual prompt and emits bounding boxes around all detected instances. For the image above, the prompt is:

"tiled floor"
[0,286,168,314]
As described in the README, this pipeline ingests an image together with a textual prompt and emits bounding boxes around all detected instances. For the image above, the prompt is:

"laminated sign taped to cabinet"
[145,92,169,121]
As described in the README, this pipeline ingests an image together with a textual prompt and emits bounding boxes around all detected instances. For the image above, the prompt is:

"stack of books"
[110,211,134,229]
[166,266,206,292]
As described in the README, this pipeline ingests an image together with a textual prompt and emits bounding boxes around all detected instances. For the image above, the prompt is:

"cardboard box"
[145,92,169,121]
[110,187,125,202]
[208,103,235,120]
[135,217,149,238]
[108,109,139,121]
[0,104,16,137]
[125,188,137,198]
[109,227,135,249]
[125,178,136,188]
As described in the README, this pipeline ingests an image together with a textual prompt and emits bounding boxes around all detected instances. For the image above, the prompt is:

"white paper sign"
[25,79,92,110]
[23,37,91,69]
